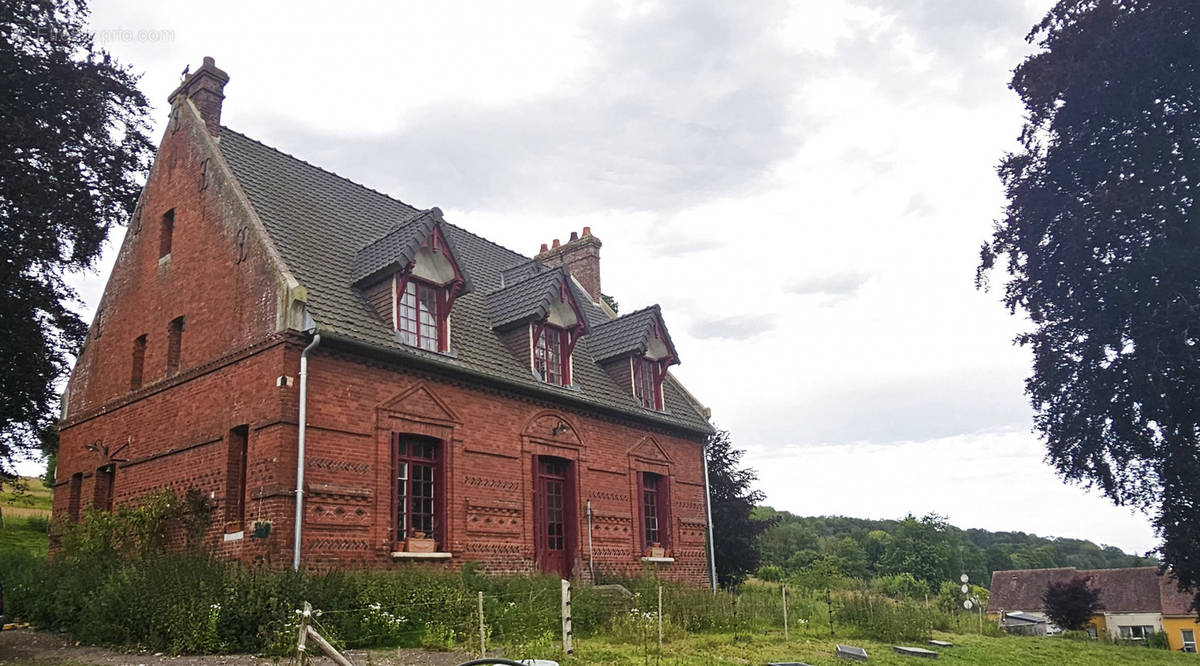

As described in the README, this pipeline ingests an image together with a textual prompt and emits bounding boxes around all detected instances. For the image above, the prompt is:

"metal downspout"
[586,499,594,581]
[702,440,718,593]
[293,333,321,571]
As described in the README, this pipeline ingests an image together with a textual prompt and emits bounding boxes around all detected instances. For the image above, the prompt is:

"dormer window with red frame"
[633,316,675,411]
[534,324,569,385]
[397,278,443,352]
[389,224,468,354]
[530,279,586,386]
[633,356,663,410]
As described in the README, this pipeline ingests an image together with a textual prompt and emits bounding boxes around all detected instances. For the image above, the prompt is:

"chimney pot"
[534,228,602,303]
[539,243,548,253]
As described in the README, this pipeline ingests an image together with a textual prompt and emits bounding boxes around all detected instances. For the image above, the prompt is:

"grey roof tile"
[589,306,661,362]
[486,267,580,330]
[218,128,712,435]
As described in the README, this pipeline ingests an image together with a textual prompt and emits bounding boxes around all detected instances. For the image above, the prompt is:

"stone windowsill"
[641,556,675,563]
[391,551,452,560]
[223,531,244,542]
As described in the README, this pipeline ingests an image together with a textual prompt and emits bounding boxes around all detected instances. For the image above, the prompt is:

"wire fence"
[287,578,1004,664]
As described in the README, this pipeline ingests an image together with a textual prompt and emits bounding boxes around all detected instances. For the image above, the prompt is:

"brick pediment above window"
[378,383,461,426]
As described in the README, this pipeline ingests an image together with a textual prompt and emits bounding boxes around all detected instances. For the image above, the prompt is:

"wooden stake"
[297,601,311,666]
[561,579,574,655]
[306,626,355,666]
[478,591,486,657]
[782,585,789,641]
[657,585,664,649]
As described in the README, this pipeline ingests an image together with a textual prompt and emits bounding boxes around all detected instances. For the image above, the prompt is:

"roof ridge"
[487,263,568,295]
[596,304,661,325]
[443,221,531,267]
[220,126,422,214]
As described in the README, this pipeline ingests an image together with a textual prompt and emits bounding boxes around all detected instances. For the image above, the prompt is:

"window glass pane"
[398,281,442,351]
[395,437,439,542]
[643,473,660,546]
[534,329,548,380]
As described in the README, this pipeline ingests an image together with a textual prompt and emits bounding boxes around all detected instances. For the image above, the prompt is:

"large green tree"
[0,0,152,476]
[877,513,960,590]
[979,0,1200,613]
[706,428,770,588]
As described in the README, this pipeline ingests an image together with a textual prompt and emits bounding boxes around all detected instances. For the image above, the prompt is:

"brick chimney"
[536,227,602,303]
[168,56,229,137]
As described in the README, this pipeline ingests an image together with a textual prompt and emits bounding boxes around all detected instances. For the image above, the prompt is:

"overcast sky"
[45,0,1157,555]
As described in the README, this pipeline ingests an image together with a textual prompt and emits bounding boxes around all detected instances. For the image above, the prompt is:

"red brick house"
[52,58,715,585]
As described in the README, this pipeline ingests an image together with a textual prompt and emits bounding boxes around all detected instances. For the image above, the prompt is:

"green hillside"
[754,509,1157,589]
[0,476,51,557]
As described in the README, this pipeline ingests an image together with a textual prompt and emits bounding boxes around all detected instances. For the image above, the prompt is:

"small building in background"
[987,566,1199,652]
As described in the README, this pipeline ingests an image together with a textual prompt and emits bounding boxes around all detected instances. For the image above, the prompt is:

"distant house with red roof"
[988,567,1198,652]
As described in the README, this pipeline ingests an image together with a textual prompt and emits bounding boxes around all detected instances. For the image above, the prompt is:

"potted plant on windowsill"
[648,542,666,558]
[251,519,272,539]
[404,531,436,553]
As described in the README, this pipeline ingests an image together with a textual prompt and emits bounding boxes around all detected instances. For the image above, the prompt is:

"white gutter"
[293,333,321,571]
[702,440,718,592]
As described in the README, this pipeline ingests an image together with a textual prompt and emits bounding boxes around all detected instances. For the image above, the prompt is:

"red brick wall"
[298,347,711,586]
[64,98,287,419]
[55,339,298,565]
[55,98,297,563]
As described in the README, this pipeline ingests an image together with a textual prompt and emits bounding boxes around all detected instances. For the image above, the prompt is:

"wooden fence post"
[297,601,311,666]
[657,585,663,649]
[561,579,574,655]
[478,590,486,657]
[782,585,789,641]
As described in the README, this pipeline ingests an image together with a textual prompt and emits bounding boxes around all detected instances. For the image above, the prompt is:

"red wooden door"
[535,457,573,578]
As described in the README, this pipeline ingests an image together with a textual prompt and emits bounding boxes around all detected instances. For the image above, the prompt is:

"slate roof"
[486,266,579,330]
[589,305,678,364]
[987,567,1174,614]
[218,128,712,434]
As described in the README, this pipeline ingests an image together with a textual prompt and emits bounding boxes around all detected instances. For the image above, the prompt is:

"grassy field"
[0,475,52,512]
[0,476,51,557]
[521,629,1198,665]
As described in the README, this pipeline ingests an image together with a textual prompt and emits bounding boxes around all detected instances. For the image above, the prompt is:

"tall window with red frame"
[397,279,442,352]
[393,435,440,544]
[534,325,568,385]
[641,472,668,548]
[633,357,662,410]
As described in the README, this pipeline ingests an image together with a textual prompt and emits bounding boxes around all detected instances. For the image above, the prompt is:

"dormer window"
[589,305,679,412]
[633,356,662,410]
[534,324,569,385]
[397,277,443,352]
[352,208,474,354]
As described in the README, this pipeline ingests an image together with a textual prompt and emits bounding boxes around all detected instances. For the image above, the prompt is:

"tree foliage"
[1043,575,1104,631]
[705,428,770,588]
[979,0,1200,614]
[754,510,1154,587]
[0,0,153,475]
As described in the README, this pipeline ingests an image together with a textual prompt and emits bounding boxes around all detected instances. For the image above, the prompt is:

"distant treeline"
[752,508,1157,590]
